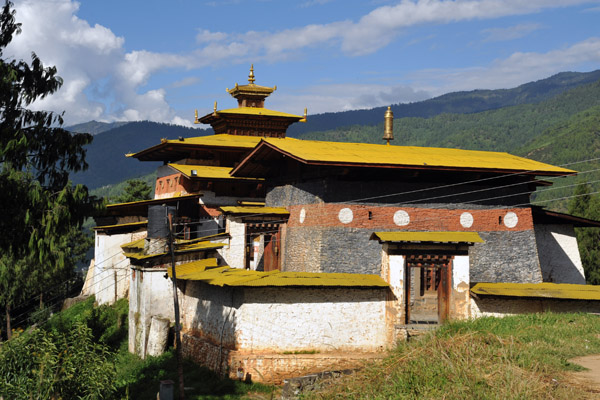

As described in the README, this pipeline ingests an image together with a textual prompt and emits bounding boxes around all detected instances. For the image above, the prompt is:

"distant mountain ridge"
[71,121,211,188]
[286,70,600,137]
[71,70,600,191]
[66,120,129,135]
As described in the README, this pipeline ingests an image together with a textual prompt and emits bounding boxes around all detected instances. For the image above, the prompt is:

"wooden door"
[405,254,451,324]
[263,230,281,272]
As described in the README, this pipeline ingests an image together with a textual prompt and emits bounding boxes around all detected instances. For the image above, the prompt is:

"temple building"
[87,66,600,383]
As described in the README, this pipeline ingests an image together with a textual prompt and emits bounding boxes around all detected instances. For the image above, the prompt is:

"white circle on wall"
[460,212,474,228]
[504,212,518,228]
[299,208,306,224]
[338,208,353,224]
[393,210,410,226]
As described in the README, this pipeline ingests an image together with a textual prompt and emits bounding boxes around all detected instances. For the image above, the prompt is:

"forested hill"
[286,69,600,137]
[71,121,211,188]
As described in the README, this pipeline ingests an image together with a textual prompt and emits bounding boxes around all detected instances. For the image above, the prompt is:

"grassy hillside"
[309,313,600,400]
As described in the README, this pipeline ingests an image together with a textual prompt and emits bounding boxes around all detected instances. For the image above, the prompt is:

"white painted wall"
[219,218,246,269]
[181,282,388,353]
[92,230,146,305]
[453,256,469,290]
[534,224,585,284]
[129,267,175,358]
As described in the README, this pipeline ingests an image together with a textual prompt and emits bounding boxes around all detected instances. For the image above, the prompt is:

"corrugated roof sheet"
[471,282,600,300]
[370,231,484,243]
[168,164,262,181]
[240,138,574,176]
[219,206,290,215]
[121,238,225,261]
[217,107,302,119]
[93,221,147,231]
[167,262,389,287]
[167,258,220,279]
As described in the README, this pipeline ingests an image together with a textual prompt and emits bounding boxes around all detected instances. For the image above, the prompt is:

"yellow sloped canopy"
[166,262,389,288]
[260,138,574,176]
[93,221,147,231]
[122,239,225,261]
[219,206,290,215]
[168,164,262,181]
[471,282,600,300]
[370,231,484,243]
[217,107,302,119]
[167,258,219,279]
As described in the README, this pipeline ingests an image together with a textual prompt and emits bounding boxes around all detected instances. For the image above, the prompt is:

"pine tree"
[113,179,153,203]
[0,1,96,339]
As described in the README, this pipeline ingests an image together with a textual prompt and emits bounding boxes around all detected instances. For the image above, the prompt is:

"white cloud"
[481,22,543,42]
[6,0,193,125]
[410,37,600,94]
[193,0,595,58]
[5,0,599,126]
[270,83,431,114]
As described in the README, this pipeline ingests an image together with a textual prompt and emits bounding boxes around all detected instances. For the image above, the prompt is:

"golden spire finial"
[383,106,394,145]
[194,109,199,124]
[213,101,218,116]
[248,64,255,84]
[300,107,308,123]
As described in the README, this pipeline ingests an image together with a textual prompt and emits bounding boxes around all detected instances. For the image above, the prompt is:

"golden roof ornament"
[248,64,255,84]
[383,106,394,145]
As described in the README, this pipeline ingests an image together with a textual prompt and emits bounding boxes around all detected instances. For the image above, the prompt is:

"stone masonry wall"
[469,231,542,283]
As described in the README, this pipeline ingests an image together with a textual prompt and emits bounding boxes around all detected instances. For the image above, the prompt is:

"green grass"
[43,296,276,400]
[308,312,600,400]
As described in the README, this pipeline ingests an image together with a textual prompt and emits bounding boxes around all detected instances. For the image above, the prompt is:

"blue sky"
[6,0,600,126]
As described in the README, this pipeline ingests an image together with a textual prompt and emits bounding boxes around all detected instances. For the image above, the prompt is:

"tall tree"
[568,183,600,284]
[112,179,153,203]
[0,1,95,339]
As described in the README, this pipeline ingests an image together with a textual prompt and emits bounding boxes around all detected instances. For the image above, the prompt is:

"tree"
[568,183,600,284]
[0,1,96,339]
[112,179,153,203]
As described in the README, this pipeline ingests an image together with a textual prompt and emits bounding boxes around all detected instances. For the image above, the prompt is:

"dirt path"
[566,355,600,398]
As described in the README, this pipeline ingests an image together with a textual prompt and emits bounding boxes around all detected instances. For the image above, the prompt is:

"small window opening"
[368,211,373,220]
[498,216,503,224]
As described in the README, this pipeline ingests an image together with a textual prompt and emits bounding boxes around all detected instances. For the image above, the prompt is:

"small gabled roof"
[219,206,290,216]
[105,194,203,217]
[370,231,484,244]
[168,164,263,181]
[231,138,576,178]
[471,282,600,300]
[198,107,303,124]
[531,208,600,227]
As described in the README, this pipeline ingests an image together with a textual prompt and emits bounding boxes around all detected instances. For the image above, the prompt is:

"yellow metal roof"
[122,239,224,261]
[471,282,600,300]
[370,231,484,243]
[168,164,262,181]
[216,107,302,119]
[219,206,290,215]
[256,138,574,176]
[93,221,147,231]
[167,258,220,279]
[166,263,389,287]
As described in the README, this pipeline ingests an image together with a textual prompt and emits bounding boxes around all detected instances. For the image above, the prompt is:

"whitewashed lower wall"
[471,296,600,318]
[129,267,175,358]
[180,282,388,353]
[535,224,585,284]
[91,230,146,305]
